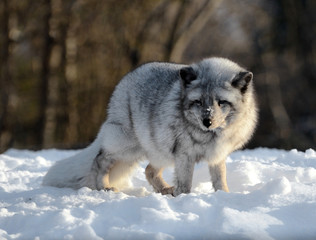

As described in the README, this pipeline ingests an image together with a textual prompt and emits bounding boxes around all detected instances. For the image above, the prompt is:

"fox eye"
[218,100,230,107]
[192,100,202,106]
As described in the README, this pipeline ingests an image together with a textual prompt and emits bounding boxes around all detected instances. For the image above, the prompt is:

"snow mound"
[0,148,316,239]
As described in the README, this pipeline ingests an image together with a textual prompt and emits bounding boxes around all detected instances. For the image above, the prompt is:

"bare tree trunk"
[38,0,53,148]
[0,0,12,152]
[170,0,223,62]
[42,44,58,148]
[57,1,76,147]
[263,70,292,139]
[64,19,79,145]
[57,0,78,147]
[163,0,188,61]
[130,0,170,67]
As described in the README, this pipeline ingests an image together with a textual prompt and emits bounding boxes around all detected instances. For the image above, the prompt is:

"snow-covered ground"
[0,148,316,239]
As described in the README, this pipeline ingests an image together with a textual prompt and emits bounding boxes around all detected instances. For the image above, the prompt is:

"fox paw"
[172,186,191,197]
[161,186,174,195]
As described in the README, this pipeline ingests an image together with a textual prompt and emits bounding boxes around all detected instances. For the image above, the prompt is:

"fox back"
[105,58,257,167]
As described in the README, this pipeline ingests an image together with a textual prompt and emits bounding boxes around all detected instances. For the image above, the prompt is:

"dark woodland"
[0,0,315,152]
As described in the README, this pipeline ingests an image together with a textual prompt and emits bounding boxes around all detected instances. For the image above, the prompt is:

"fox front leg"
[173,156,195,196]
[145,164,174,195]
[209,160,229,192]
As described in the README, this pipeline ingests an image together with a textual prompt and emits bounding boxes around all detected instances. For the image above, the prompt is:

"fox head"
[179,58,254,132]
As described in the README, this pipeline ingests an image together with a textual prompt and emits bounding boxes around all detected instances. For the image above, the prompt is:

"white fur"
[43,58,258,195]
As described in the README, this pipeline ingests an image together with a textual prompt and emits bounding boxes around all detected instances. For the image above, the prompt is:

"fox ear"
[232,71,253,94]
[179,67,197,86]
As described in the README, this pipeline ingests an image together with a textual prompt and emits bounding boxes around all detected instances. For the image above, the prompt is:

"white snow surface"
[1,148,316,239]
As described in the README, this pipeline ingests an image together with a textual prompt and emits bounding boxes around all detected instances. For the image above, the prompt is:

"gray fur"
[42,57,258,196]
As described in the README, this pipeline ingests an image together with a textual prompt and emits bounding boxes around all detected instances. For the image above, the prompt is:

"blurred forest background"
[0,0,315,153]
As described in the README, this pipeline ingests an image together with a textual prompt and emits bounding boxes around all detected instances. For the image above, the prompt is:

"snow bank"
[0,148,316,239]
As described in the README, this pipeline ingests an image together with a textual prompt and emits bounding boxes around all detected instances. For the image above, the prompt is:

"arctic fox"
[43,57,258,196]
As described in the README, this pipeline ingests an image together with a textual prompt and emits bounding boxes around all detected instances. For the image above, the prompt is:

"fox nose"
[203,118,212,128]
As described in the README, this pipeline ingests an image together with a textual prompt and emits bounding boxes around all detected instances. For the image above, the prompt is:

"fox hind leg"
[88,149,118,191]
[145,164,174,195]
